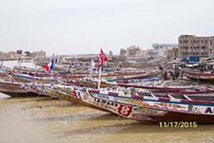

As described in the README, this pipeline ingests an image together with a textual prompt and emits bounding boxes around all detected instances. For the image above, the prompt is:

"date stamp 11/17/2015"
[159,122,198,128]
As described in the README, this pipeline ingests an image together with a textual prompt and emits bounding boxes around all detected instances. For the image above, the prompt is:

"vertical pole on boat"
[0,53,2,67]
[0,60,3,67]
[0,53,3,67]
[34,63,37,82]
[19,58,21,69]
[98,49,107,90]
[52,70,54,79]
[19,51,22,69]
[16,54,19,69]
[90,58,95,79]
[98,65,102,90]
[17,50,22,70]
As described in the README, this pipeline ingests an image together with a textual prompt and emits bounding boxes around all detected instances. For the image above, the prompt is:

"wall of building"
[178,35,214,58]
[166,47,179,61]
[0,50,46,60]
[126,45,141,57]
[119,45,149,58]
[151,44,178,59]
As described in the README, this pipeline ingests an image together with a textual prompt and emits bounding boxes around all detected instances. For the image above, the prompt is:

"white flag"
[91,58,95,69]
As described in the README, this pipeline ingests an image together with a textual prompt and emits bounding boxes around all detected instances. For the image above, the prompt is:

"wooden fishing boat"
[32,83,110,112]
[79,77,214,95]
[44,84,81,102]
[87,88,214,124]
[114,82,201,91]
[0,80,38,97]
[23,82,51,97]
[0,68,13,80]
[48,69,162,82]
[10,69,161,85]
[0,72,8,79]
[12,73,59,83]
[181,68,214,82]
[54,86,117,112]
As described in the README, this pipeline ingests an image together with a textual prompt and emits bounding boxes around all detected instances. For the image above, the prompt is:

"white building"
[152,44,178,59]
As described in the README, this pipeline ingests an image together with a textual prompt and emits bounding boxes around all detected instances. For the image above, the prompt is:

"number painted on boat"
[118,105,133,117]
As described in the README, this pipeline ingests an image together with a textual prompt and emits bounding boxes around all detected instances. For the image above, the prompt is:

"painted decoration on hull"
[72,90,82,99]
[95,93,214,116]
[117,105,133,117]
[80,90,214,123]
[133,107,167,116]
[80,91,169,122]
[94,98,118,111]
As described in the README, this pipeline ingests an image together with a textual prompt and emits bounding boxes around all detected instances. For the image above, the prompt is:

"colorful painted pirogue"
[11,68,163,83]
[12,73,58,83]
[30,83,111,112]
[38,80,214,124]
[62,86,117,113]
[0,68,163,97]
[80,77,214,95]
[0,74,52,97]
[87,88,214,124]
[181,68,214,82]
[0,80,38,97]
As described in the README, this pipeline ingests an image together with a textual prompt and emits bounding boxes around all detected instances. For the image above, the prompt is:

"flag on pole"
[91,58,95,67]
[44,54,57,72]
[44,61,54,72]
[90,58,96,77]
[99,49,108,65]
[91,58,95,69]
[50,54,56,69]
[98,49,107,89]
[44,63,50,72]
[50,59,55,70]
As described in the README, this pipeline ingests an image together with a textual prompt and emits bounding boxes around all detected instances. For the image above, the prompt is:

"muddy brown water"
[0,94,214,143]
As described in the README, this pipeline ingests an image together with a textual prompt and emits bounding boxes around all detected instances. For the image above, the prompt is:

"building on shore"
[147,49,156,60]
[2,51,19,60]
[126,45,141,57]
[31,50,46,59]
[178,35,214,58]
[56,52,114,65]
[149,44,178,60]
[0,50,46,61]
[119,45,141,57]
[165,47,179,61]
[119,45,149,59]
[0,52,4,60]
[119,48,127,57]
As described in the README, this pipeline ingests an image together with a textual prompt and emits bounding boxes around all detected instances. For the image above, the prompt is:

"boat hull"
[0,91,47,97]
[146,110,214,124]
[182,68,214,83]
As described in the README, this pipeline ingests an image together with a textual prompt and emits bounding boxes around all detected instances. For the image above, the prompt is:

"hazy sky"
[0,0,214,56]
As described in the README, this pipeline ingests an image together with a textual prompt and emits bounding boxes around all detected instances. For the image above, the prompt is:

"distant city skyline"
[0,0,214,56]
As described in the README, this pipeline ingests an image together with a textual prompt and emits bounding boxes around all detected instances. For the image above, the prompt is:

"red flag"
[100,49,108,65]
[44,63,50,72]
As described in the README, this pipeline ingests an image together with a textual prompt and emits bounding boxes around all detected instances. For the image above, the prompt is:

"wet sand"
[0,95,214,143]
